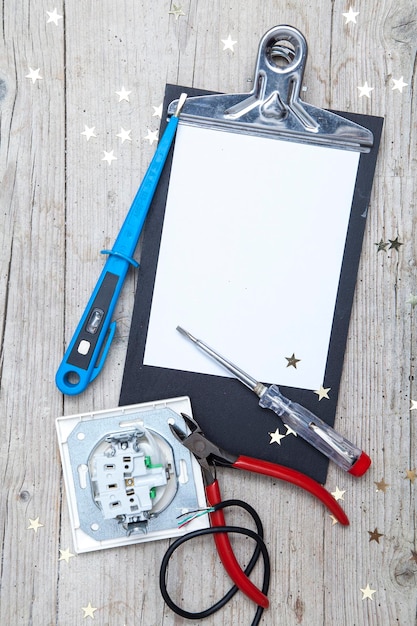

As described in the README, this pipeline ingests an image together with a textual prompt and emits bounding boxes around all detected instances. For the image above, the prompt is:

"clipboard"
[120,26,383,483]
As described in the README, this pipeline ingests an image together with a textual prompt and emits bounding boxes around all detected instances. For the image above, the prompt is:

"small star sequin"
[358,81,374,98]
[405,468,416,484]
[169,4,185,19]
[410,400,417,411]
[269,428,286,445]
[315,385,331,401]
[407,294,417,308]
[82,602,98,619]
[375,239,389,252]
[81,125,97,141]
[27,517,44,533]
[342,8,360,24]
[116,87,131,102]
[102,150,117,165]
[388,237,403,251]
[284,424,297,437]
[144,129,158,145]
[368,528,383,543]
[26,67,43,83]
[116,127,132,143]
[153,103,163,118]
[221,35,237,52]
[331,486,346,501]
[59,547,75,563]
[285,353,300,368]
[329,514,339,525]
[360,584,376,600]
[375,477,389,492]
[46,8,63,25]
[392,76,408,93]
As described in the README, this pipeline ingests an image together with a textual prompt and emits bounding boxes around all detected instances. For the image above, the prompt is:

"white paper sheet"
[143,123,360,390]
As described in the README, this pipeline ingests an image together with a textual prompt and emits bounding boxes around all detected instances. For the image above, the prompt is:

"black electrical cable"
[159,499,271,626]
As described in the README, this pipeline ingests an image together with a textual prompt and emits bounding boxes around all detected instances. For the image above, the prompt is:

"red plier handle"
[205,479,269,609]
[233,456,349,526]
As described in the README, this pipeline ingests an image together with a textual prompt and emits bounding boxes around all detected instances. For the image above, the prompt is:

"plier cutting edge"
[169,413,349,610]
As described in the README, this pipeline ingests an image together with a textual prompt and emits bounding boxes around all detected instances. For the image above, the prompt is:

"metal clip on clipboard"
[168,25,374,152]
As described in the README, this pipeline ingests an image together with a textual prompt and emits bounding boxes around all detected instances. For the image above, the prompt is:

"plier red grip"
[170,413,349,609]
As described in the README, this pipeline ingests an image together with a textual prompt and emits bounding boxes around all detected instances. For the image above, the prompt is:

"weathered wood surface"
[0,1,416,624]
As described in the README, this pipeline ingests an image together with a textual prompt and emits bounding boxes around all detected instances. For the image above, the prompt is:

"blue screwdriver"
[55,93,187,395]
[177,326,371,475]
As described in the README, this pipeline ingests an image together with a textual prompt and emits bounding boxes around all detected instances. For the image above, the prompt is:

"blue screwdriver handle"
[56,95,186,395]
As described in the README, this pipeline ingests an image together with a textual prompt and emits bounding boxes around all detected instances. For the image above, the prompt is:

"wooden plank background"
[0,1,416,624]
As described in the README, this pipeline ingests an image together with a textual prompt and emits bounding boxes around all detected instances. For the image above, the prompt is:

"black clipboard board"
[120,26,383,484]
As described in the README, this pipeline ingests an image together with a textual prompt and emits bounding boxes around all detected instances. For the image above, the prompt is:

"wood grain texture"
[0,1,416,624]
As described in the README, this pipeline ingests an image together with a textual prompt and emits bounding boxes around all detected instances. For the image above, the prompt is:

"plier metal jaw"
[169,414,237,485]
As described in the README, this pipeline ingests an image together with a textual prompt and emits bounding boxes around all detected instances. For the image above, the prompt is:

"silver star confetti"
[392,76,408,93]
[360,584,376,600]
[153,103,163,118]
[342,8,359,24]
[116,127,132,143]
[26,67,43,84]
[221,34,237,52]
[102,150,117,165]
[357,82,374,98]
[314,385,331,401]
[144,129,158,145]
[169,4,185,20]
[46,8,63,25]
[82,602,98,619]
[269,428,286,445]
[81,125,97,141]
[115,86,131,102]
[27,517,44,533]
[59,547,76,563]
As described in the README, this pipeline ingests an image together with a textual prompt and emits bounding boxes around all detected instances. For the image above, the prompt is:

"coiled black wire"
[159,499,271,626]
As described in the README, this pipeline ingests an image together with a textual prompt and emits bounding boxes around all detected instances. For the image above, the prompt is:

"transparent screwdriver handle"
[259,385,371,476]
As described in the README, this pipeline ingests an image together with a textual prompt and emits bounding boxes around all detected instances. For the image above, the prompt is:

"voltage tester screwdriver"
[176,326,371,476]
[55,94,187,395]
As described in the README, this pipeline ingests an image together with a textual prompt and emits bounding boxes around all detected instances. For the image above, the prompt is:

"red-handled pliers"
[170,413,349,609]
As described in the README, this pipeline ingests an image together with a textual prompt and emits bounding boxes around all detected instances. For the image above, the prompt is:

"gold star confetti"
[221,34,237,52]
[315,385,331,401]
[81,125,96,141]
[27,517,44,533]
[407,294,417,308]
[116,127,132,143]
[285,353,300,368]
[329,514,339,525]
[342,7,359,24]
[405,468,416,484]
[269,428,286,445]
[388,236,403,251]
[153,103,163,118]
[82,602,98,619]
[46,8,63,25]
[375,477,389,492]
[368,528,383,543]
[102,150,117,165]
[375,239,389,252]
[331,486,346,501]
[26,67,43,83]
[144,129,159,145]
[284,424,297,437]
[360,584,376,600]
[410,400,417,411]
[59,548,75,563]
[169,4,185,20]
[392,76,408,92]
[115,86,131,102]
[358,81,374,98]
